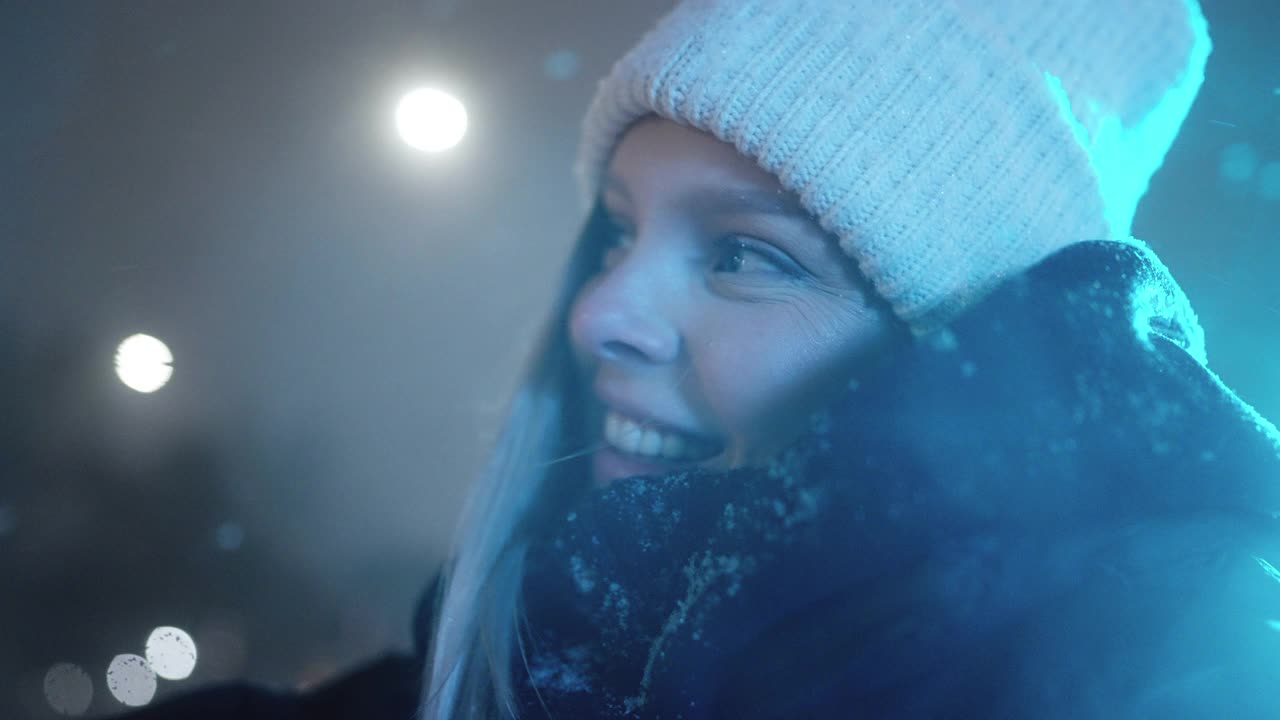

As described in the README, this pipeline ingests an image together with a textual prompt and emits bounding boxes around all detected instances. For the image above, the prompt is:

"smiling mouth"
[600,408,725,463]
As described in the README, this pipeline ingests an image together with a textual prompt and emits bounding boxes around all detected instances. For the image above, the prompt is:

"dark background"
[3,1,1278,717]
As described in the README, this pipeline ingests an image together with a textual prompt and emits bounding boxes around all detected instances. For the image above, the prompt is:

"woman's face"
[569,117,906,487]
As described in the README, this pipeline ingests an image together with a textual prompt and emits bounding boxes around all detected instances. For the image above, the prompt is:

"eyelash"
[599,219,799,277]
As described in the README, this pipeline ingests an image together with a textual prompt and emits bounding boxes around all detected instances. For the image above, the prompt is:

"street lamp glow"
[145,626,198,680]
[114,334,173,393]
[44,663,93,716]
[105,654,156,707]
[395,87,468,152]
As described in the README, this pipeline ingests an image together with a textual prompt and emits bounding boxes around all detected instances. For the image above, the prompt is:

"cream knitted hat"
[574,0,1212,335]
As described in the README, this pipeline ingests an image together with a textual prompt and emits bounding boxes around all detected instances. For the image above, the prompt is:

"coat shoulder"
[998,517,1280,719]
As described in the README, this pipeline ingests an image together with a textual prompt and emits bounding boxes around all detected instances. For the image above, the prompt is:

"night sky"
[3,1,1278,717]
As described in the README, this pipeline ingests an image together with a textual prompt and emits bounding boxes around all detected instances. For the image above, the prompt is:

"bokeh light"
[114,334,174,393]
[106,654,156,707]
[215,521,245,551]
[0,504,15,537]
[543,49,580,80]
[194,615,248,681]
[1218,142,1259,183]
[44,663,93,716]
[145,626,198,680]
[1257,161,1280,201]
[395,87,467,152]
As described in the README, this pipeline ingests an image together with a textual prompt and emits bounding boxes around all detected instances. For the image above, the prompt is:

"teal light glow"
[1043,0,1213,241]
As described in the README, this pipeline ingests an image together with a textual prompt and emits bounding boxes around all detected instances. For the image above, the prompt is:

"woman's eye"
[710,236,791,276]
[599,219,795,278]
[599,222,633,269]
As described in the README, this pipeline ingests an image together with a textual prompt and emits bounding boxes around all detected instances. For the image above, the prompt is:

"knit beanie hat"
[574,0,1212,335]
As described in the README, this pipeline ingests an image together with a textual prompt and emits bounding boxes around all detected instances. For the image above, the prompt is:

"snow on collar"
[513,239,1280,717]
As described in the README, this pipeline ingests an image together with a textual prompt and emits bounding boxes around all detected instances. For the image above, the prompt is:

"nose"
[568,257,681,368]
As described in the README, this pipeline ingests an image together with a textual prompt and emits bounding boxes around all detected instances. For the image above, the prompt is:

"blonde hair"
[418,205,613,719]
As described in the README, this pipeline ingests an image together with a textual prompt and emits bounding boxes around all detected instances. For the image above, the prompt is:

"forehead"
[601,118,878,293]
[605,117,789,201]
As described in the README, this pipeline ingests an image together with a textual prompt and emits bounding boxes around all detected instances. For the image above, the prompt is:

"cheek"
[694,308,860,458]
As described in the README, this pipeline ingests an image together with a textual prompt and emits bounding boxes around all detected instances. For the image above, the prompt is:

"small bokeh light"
[395,87,468,152]
[194,615,248,681]
[543,49,580,80]
[145,626,198,681]
[106,654,157,707]
[0,504,15,537]
[114,334,174,393]
[1218,142,1258,184]
[215,521,245,551]
[1257,161,1280,201]
[44,663,93,717]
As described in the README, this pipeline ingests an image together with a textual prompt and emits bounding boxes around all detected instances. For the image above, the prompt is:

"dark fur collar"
[514,240,1280,718]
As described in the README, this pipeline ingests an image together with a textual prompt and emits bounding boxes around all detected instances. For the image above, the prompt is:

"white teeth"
[603,410,717,461]
[660,432,687,459]
[639,428,662,456]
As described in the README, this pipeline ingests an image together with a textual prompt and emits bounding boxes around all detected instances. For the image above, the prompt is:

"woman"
[118,0,1280,718]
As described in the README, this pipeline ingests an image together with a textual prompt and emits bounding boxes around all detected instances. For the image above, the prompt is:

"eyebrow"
[603,174,813,220]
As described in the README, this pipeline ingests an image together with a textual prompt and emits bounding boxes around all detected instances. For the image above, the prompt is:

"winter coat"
[111,240,1280,719]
